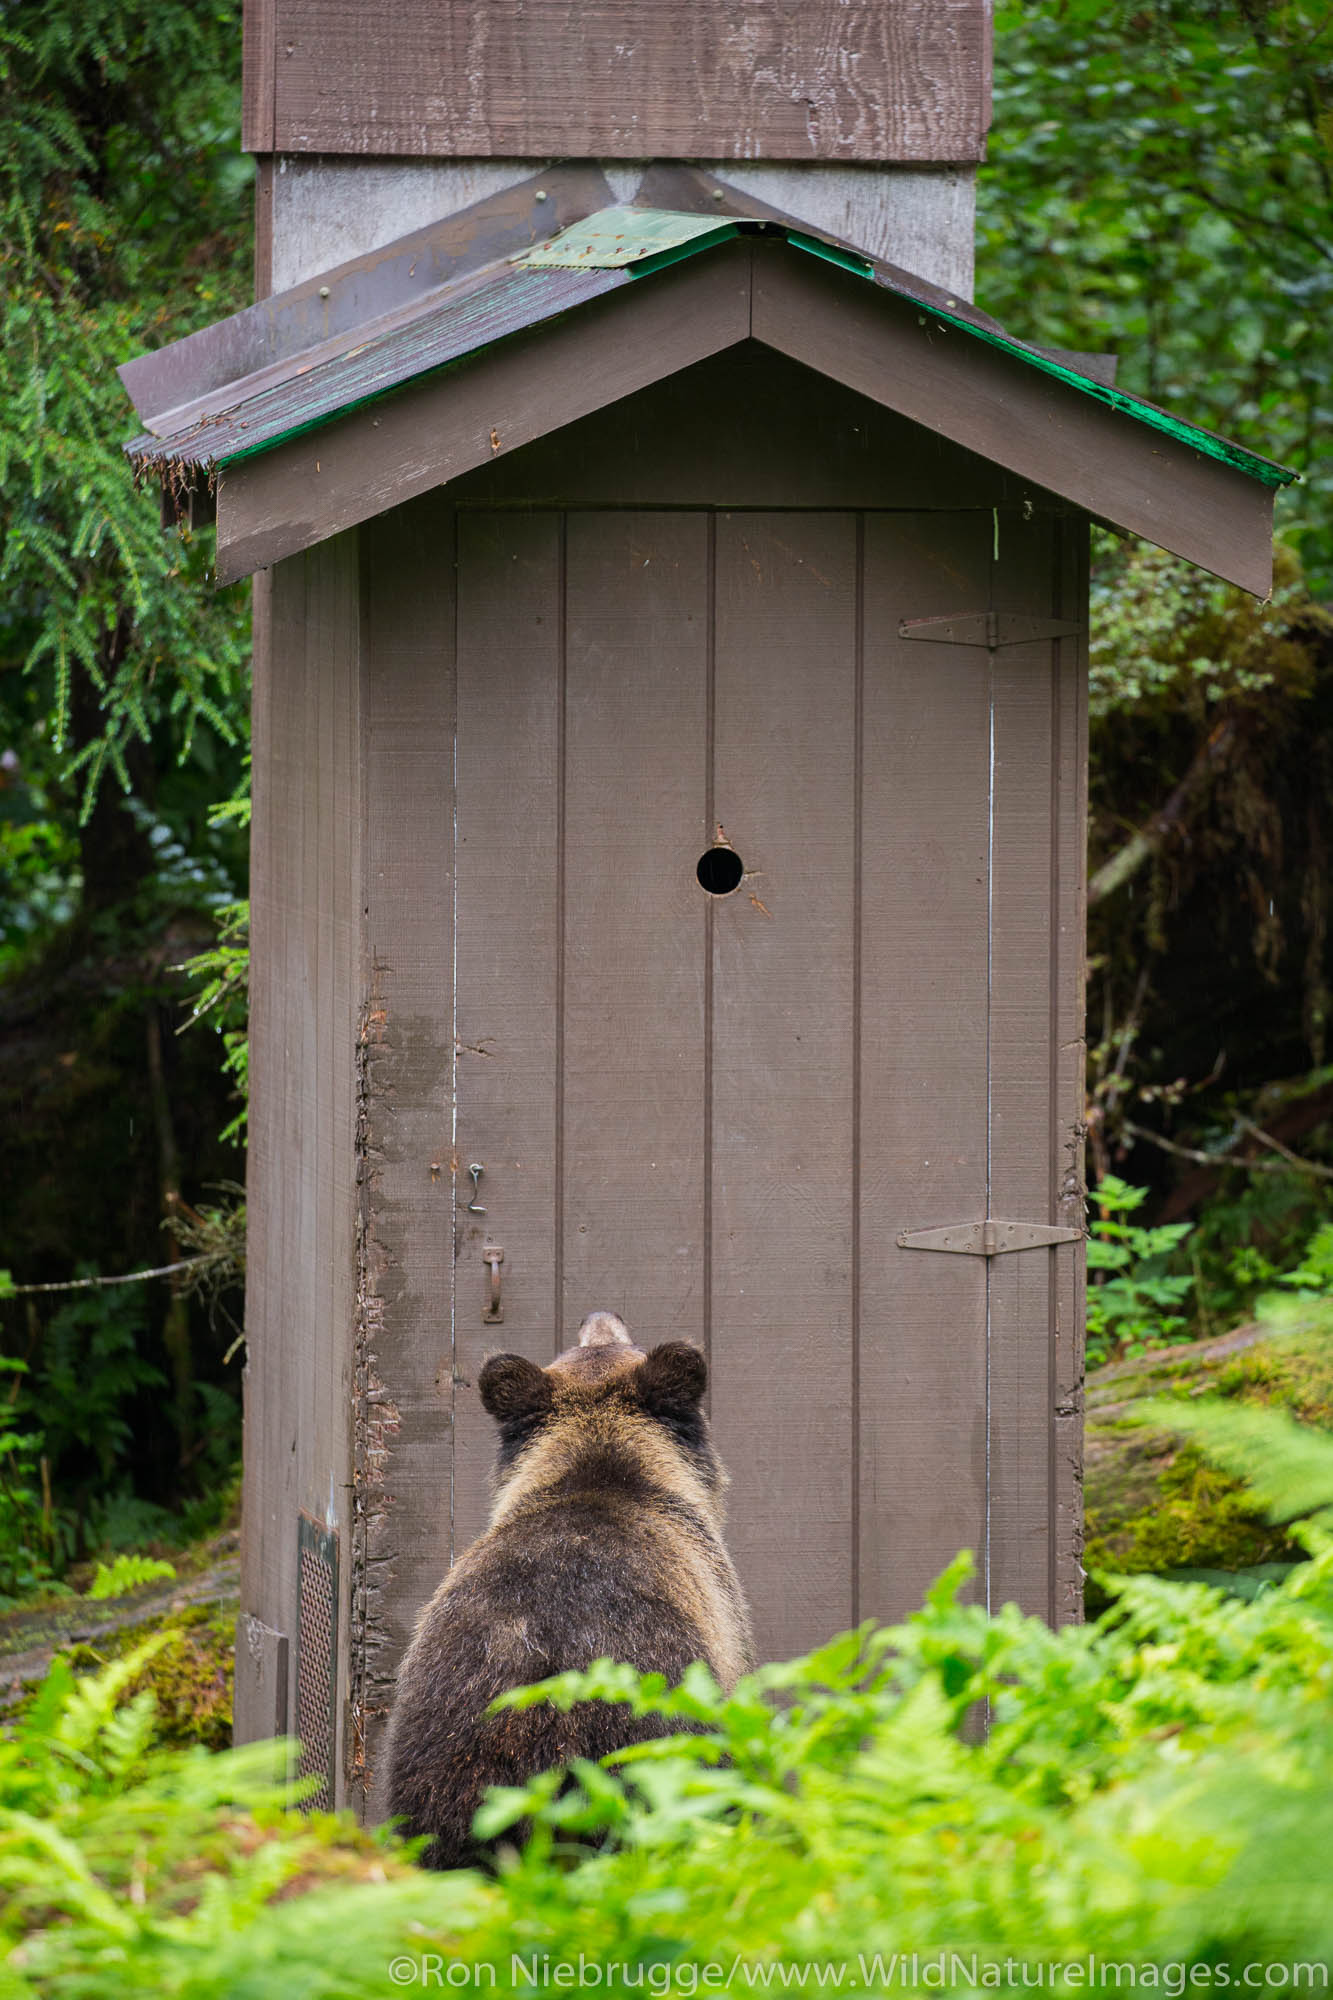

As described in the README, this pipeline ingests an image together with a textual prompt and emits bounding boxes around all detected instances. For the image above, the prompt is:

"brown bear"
[381,1310,754,1869]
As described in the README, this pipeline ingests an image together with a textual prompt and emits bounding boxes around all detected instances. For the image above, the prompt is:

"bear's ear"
[478,1353,554,1423]
[638,1341,707,1419]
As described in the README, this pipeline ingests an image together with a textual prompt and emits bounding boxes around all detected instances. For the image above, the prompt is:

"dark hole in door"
[696,845,744,896]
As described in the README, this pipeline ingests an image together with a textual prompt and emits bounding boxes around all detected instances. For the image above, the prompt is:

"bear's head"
[478,1311,724,1525]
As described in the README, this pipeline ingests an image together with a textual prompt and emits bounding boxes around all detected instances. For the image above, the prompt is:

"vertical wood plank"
[241,0,276,152]
[562,514,710,1348]
[237,563,298,1743]
[987,512,1064,1621]
[304,536,363,1803]
[453,511,562,1550]
[237,537,364,1800]
[710,511,857,1662]
[858,513,991,1624]
[253,158,274,302]
[1053,518,1090,1625]
[359,497,456,1807]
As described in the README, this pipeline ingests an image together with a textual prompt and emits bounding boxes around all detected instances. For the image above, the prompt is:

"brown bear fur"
[381,1311,754,1869]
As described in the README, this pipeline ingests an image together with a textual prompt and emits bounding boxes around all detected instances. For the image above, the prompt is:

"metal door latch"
[482,1243,504,1322]
[897,1219,1083,1257]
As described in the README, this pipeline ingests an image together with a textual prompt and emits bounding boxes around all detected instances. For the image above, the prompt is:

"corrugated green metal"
[519,205,738,268]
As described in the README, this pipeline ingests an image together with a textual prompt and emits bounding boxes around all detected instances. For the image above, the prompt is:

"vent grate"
[294,1513,339,1810]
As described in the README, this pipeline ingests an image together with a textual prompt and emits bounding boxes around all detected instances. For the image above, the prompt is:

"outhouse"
[120,0,1291,1814]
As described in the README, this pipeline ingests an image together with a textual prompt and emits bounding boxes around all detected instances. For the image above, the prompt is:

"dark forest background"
[1,0,1331,1595]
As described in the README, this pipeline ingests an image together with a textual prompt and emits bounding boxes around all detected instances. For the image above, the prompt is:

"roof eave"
[198,238,1284,597]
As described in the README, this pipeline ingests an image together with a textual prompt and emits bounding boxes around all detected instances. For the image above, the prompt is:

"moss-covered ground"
[1084,1299,1333,1596]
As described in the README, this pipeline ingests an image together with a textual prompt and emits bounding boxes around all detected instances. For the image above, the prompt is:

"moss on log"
[1085,1305,1333,1595]
[0,1529,238,1745]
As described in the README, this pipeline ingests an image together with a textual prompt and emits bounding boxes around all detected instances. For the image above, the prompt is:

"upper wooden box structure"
[242,0,993,161]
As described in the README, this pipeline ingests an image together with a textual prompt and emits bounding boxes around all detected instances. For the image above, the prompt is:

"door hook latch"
[482,1243,504,1323]
[466,1163,486,1213]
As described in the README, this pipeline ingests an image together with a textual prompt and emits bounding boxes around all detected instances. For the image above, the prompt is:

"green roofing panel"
[519,206,738,269]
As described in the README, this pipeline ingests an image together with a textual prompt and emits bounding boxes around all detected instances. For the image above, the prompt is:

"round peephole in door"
[696,845,744,896]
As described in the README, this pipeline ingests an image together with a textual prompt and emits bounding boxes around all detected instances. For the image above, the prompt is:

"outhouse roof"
[120,173,1295,595]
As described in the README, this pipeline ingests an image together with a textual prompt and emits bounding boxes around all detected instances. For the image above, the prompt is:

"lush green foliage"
[978,0,1333,592]
[0,1358,71,1602]
[1086,1174,1195,1365]
[176,893,250,1145]
[984,7,1333,1225]
[5,1409,1333,1995]
[0,0,252,823]
[0,0,253,1573]
[85,1553,175,1601]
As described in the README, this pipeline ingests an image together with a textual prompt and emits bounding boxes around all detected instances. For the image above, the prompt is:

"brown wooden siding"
[440,505,1083,1672]
[236,537,364,1787]
[243,0,991,163]
[238,424,1085,1803]
[355,498,458,1804]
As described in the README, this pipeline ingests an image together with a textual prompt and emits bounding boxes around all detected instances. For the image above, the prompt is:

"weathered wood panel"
[235,536,363,1807]
[250,0,991,162]
[979,512,1088,1623]
[562,515,710,1347]
[710,512,858,1661]
[253,158,274,302]
[216,251,752,586]
[453,512,562,1552]
[857,514,991,1622]
[357,498,456,1806]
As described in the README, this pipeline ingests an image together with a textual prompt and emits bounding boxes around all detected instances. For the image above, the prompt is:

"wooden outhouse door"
[445,504,1085,1659]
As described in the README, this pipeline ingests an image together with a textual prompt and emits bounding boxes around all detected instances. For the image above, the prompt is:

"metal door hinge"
[899,613,1084,649]
[897,1219,1084,1257]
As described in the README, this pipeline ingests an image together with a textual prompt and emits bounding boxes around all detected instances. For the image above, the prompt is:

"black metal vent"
[294,1513,339,1810]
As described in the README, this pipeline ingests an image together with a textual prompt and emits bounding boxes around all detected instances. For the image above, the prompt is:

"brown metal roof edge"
[119,163,612,429]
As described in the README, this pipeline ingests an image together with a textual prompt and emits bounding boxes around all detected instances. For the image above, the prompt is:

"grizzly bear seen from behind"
[382,1310,755,1869]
